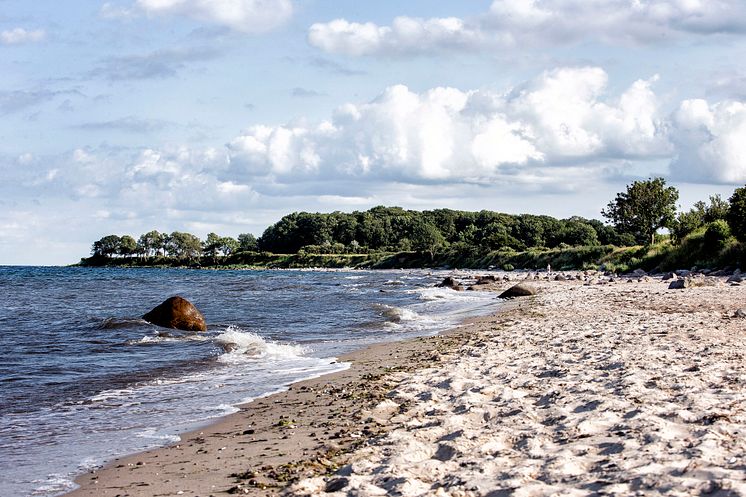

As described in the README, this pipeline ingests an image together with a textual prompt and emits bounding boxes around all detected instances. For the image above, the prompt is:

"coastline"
[66,285,525,497]
[66,273,746,496]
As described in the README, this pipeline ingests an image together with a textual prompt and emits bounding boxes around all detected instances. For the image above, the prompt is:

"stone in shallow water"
[143,296,207,332]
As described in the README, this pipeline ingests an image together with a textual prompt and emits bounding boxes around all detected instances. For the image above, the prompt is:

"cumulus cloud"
[309,0,746,56]
[227,67,669,183]
[1,28,46,45]
[672,99,746,183]
[135,0,293,33]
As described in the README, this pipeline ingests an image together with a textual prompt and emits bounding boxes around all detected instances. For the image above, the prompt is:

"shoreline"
[66,284,524,497]
[65,272,746,496]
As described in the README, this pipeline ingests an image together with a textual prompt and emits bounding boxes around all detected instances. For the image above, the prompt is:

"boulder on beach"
[436,277,464,291]
[668,276,719,290]
[498,283,537,299]
[143,296,207,332]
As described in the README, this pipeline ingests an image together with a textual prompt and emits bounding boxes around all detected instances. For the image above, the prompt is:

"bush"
[503,263,515,271]
[704,219,731,251]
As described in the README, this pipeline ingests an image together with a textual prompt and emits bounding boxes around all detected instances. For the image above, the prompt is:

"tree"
[602,178,679,245]
[118,235,137,257]
[559,220,600,247]
[727,186,746,242]
[703,195,730,223]
[410,221,445,259]
[672,194,731,244]
[138,230,164,258]
[671,210,704,244]
[237,233,258,252]
[92,235,121,257]
[166,231,202,261]
[219,236,239,256]
[203,232,222,260]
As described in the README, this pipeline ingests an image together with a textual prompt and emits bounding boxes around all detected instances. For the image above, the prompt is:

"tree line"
[89,179,746,263]
[92,231,258,260]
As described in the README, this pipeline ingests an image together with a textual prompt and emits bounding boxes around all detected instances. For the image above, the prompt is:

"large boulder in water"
[498,283,537,299]
[143,296,207,332]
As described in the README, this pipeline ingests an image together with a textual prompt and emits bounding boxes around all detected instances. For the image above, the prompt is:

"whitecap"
[373,304,420,323]
[215,326,308,364]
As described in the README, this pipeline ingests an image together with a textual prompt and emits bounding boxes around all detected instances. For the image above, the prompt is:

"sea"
[0,266,503,497]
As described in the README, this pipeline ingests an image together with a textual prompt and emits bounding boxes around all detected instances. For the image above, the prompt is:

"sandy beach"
[68,272,746,496]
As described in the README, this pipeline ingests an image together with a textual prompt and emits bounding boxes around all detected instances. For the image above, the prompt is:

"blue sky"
[2,0,745,264]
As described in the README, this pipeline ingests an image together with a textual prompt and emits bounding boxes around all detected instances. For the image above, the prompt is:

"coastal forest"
[81,179,746,272]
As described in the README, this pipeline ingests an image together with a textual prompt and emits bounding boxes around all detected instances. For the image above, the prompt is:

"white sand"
[291,278,746,496]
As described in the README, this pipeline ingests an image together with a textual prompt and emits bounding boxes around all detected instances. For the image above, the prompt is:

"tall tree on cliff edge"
[602,178,679,246]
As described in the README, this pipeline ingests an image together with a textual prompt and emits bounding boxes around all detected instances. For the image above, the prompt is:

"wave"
[373,303,420,323]
[215,326,308,363]
[98,317,148,329]
[126,333,211,345]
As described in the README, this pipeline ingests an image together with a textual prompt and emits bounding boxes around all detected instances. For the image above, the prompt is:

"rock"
[498,283,537,298]
[675,269,691,277]
[734,308,746,319]
[727,269,743,283]
[436,277,463,291]
[668,279,686,289]
[433,443,458,461]
[325,478,350,492]
[662,272,675,280]
[143,296,207,332]
[668,276,719,290]
[632,268,647,277]
[475,275,498,285]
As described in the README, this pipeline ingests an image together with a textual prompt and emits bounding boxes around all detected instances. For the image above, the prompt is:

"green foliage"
[672,194,730,244]
[728,186,746,242]
[166,231,202,261]
[138,230,164,257]
[602,178,679,245]
[92,234,121,257]
[704,219,731,251]
[257,207,620,255]
[672,209,704,243]
[237,233,258,252]
[410,221,445,255]
[502,263,514,271]
[118,235,137,257]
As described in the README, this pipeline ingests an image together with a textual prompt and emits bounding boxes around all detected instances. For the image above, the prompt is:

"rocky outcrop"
[498,283,537,299]
[143,296,207,332]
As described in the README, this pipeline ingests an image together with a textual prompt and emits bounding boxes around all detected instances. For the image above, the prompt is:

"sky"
[2,0,746,265]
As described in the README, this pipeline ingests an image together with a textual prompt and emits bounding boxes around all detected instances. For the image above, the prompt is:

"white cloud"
[309,0,746,56]
[308,17,488,56]
[228,67,668,182]
[135,0,293,33]
[672,99,746,183]
[1,28,45,45]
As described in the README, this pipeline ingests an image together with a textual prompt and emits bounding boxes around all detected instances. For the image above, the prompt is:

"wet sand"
[68,273,746,496]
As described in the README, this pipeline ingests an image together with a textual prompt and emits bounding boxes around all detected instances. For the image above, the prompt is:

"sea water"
[0,267,502,496]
